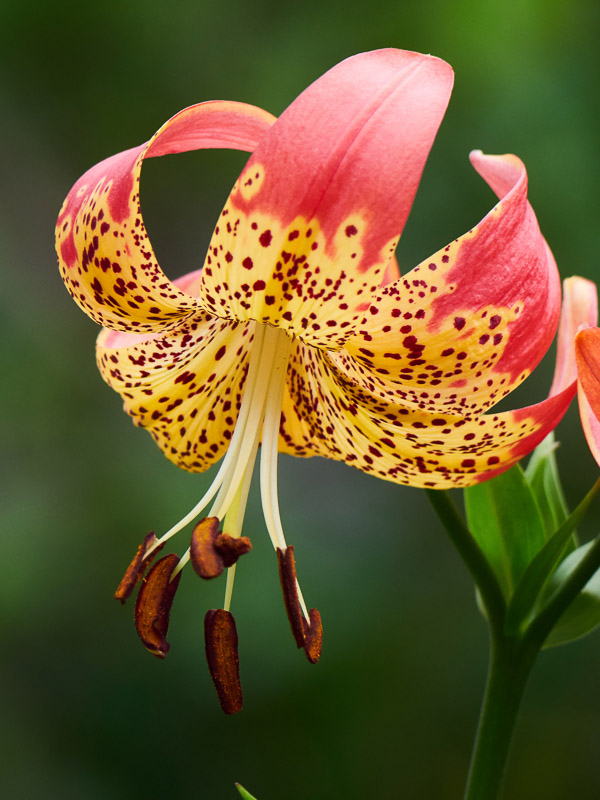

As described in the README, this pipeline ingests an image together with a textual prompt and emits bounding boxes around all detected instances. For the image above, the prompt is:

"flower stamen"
[204,608,243,715]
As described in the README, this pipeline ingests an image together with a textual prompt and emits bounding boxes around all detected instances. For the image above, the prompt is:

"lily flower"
[573,289,600,465]
[56,49,578,712]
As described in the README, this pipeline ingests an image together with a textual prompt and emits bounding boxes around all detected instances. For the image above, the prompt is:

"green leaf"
[524,433,570,538]
[505,478,600,635]
[464,465,547,600]
[538,539,600,648]
[236,784,259,800]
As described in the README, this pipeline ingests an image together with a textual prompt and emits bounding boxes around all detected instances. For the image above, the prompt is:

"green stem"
[426,490,538,800]
[425,490,506,633]
[463,635,536,800]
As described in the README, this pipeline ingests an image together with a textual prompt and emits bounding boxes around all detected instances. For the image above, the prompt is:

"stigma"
[114,321,322,713]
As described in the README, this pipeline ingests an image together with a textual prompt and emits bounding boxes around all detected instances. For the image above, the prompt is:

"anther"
[303,608,323,664]
[190,517,224,578]
[134,553,182,658]
[277,546,305,648]
[114,531,163,603]
[215,533,252,567]
[277,546,323,662]
[204,609,243,715]
[191,517,253,579]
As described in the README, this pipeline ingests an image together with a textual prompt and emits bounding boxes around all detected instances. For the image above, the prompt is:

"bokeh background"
[2,0,600,797]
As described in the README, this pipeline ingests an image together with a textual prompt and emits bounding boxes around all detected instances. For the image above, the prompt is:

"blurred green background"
[2,0,600,797]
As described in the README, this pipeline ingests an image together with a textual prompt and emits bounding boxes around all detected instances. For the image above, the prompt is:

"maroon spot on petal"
[225,252,233,263]
[489,315,502,329]
[345,225,358,237]
[493,333,503,345]
[259,230,272,247]
[242,257,253,270]
[252,280,266,291]
[442,348,454,357]
[265,295,275,305]
[454,317,465,331]
[215,346,226,361]
[461,459,476,468]
[487,456,500,465]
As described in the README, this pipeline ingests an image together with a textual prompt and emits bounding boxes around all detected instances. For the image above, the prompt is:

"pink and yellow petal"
[56,101,275,334]
[198,50,453,346]
[549,277,598,396]
[334,153,560,416]
[279,347,574,489]
[96,314,255,472]
[576,327,600,466]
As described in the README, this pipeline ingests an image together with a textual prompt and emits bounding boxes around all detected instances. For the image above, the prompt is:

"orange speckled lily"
[56,49,578,709]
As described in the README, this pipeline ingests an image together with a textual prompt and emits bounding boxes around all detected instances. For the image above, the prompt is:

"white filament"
[162,322,307,621]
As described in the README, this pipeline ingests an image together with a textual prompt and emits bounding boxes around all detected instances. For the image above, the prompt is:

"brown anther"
[277,547,323,662]
[303,608,323,664]
[134,553,181,658]
[190,517,224,579]
[276,546,307,649]
[215,533,252,567]
[204,609,243,715]
[114,531,163,604]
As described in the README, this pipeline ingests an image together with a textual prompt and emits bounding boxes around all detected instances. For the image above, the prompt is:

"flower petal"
[96,314,254,472]
[56,101,275,334]
[331,153,560,415]
[550,277,598,396]
[198,49,454,346]
[279,345,574,489]
[576,327,600,466]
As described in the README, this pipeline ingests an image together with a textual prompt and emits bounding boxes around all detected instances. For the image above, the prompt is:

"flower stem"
[463,636,535,800]
[425,490,506,633]
[426,490,536,800]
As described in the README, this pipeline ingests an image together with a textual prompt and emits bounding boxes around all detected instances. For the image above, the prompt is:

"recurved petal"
[279,344,574,489]
[549,277,598,396]
[198,49,453,347]
[56,101,275,334]
[334,153,561,416]
[96,313,255,472]
[576,327,600,466]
